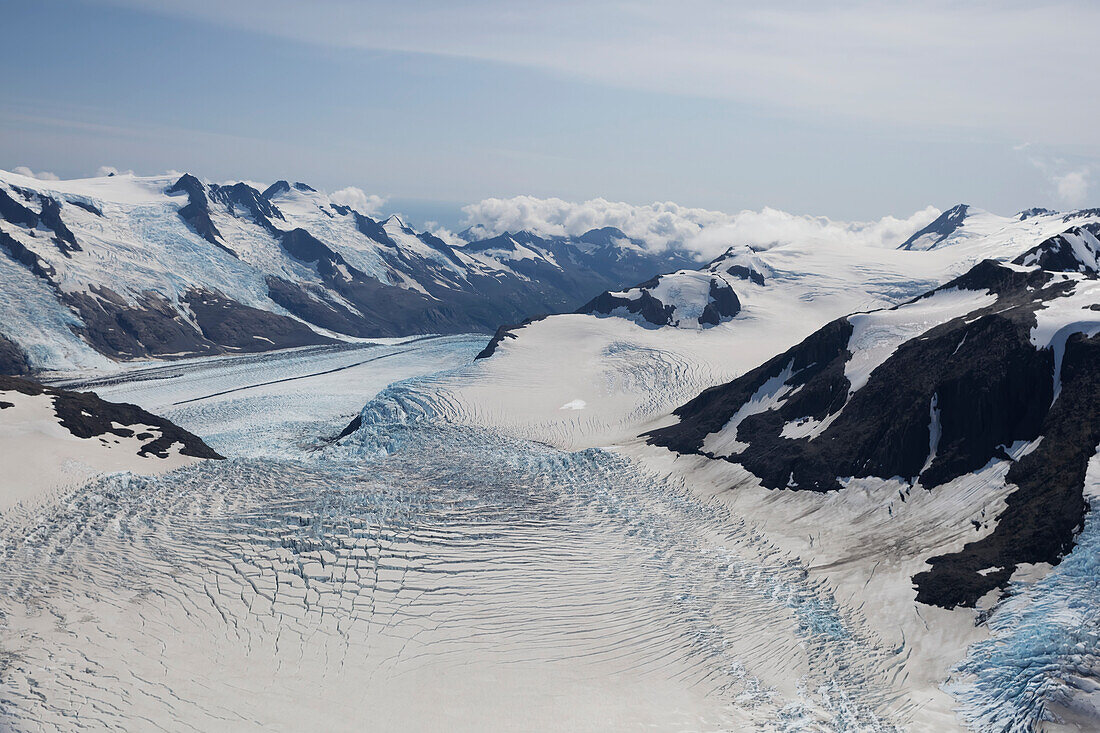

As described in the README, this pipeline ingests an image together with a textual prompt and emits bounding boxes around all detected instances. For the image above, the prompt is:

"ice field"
[1,336,1097,731]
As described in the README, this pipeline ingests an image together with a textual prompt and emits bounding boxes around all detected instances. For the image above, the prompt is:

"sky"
[2,0,1098,231]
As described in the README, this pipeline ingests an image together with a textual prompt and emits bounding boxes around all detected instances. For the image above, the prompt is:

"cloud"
[12,166,59,181]
[425,222,465,247]
[95,165,135,177]
[222,178,269,190]
[460,196,940,259]
[97,0,1100,147]
[1053,169,1090,207]
[685,207,942,259]
[329,186,387,216]
[1023,151,1093,208]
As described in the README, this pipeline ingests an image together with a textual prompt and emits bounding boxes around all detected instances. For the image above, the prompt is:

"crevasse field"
[1,337,1098,731]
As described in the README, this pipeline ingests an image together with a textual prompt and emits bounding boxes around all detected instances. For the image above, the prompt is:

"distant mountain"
[898,204,973,250]
[572,207,1100,337]
[0,170,695,370]
[578,246,769,328]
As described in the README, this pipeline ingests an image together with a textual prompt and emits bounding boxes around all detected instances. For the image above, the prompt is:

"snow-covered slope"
[648,233,1100,596]
[0,169,693,371]
[0,190,1095,731]
[0,375,221,511]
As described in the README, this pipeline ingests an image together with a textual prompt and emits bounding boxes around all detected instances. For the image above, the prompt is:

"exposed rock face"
[1011,225,1100,273]
[62,287,218,360]
[725,264,765,286]
[67,199,103,217]
[1018,207,1056,221]
[0,375,223,459]
[60,285,334,361]
[0,187,39,228]
[0,333,30,376]
[899,204,970,250]
[182,289,336,351]
[646,250,1100,609]
[699,280,740,325]
[37,196,81,255]
[167,173,235,255]
[914,330,1100,607]
[0,230,56,280]
[579,280,678,327]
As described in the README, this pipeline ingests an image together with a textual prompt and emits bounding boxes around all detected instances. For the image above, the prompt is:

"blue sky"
[2,0,1098,229]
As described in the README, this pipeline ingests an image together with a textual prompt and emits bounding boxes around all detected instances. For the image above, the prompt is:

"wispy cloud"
[95,0,1100,147]
[460,195,939,259]
[1053,169,1091,206]
[11,165,59,180]
[1022,149,1093,208]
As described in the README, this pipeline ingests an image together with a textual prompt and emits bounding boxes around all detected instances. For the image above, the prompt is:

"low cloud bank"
[330,186,388,216]
[460,195,940,259]
[12,166,60,181]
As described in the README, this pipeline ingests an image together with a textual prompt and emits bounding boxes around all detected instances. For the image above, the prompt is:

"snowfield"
[0,338,908,732]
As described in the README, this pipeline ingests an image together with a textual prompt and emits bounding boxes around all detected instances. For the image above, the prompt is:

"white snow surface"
[0,337,910,731]
[0,388,198,512]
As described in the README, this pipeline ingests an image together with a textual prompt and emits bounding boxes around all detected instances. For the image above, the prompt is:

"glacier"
[0,341,913,732]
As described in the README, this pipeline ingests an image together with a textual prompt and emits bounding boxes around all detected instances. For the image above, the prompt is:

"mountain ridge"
[0,170,695,371]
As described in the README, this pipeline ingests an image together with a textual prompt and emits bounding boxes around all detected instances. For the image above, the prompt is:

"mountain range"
[0,169,693,371]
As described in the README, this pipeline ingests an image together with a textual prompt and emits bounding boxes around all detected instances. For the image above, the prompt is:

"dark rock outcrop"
[169,175,227,248]
[914,330,1100,607]
[0,375,223,459]
[0,187,40,228]
[579,287,676,327]
[63,285,333,360]
[475,315,549,359]
[0,231,56,281]
[167,174,237,257]
[210,182,284,224]
[0,333,31,376]
[1012,227,1099,273]
[581,273,740,328]
[726,264,765,286]
[1018,207,1055,221]
[646,258,1099,608]
[183,289,335,351]
[899,204,970,250]
[699,279,741,326]
[37,196,81,255]
[67,199,104,217]
[64,287,220,359]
